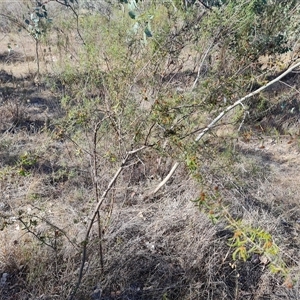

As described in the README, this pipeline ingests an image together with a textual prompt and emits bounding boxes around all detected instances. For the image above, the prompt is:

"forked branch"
[69,145,146,300]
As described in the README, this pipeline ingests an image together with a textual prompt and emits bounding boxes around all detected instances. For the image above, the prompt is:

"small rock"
[0,272,9,286]
[91,286,101,300]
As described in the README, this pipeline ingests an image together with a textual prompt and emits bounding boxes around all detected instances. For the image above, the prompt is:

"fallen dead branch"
[147,60,300,198]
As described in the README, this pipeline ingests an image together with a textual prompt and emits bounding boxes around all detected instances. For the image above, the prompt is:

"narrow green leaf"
[144,27,152,38]
[143,32,147,45]
[128,11,136,19]
[232,248,240,260]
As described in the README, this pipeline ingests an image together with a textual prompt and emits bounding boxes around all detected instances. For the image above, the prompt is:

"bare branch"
[191,39,216,91]
[197,0,213,10]
[148,60,300,197]
[69,145,147,300]
[55,0,86,45]
[195,61,300,141]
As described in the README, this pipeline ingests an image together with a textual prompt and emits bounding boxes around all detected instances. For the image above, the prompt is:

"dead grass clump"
[96,194,217,299]
[0,100,30,132]
[0,228,80,299]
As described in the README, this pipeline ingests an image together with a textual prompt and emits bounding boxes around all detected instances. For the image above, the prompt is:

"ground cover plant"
[0,0,300,299]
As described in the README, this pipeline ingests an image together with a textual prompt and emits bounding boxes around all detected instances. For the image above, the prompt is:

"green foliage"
[162,293,170,300]
[18,212,63,251]
[228,223,276,258]
[24,0,52,40]
[194,188,289,275]
[18,152,38,176]
[119,0,154,43]
[227,0,296,58]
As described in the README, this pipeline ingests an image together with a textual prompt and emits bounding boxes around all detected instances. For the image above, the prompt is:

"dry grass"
[1,121,299,299]
[0,3,300,300]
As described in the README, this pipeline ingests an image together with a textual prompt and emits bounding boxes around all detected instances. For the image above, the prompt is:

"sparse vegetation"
[0,0,300,299]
